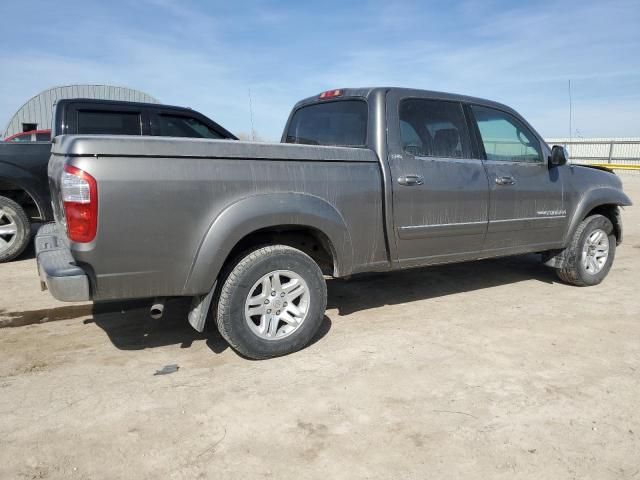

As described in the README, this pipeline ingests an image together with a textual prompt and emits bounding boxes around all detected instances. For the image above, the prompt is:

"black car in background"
[0,99,236,262]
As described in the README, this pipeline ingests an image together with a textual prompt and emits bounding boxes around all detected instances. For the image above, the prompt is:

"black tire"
[215,245,327,359]
[556,214,616,286]
[0,195,31,263]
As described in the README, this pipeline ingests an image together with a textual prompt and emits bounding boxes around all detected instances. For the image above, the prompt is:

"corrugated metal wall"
[2,85,159,138]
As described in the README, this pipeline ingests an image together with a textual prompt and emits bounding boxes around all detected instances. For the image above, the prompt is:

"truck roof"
[293,87,519,116]
[53,98,195,112]
[52,98,237,140]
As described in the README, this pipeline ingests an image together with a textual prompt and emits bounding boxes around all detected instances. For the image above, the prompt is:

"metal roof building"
[3,84,158,139]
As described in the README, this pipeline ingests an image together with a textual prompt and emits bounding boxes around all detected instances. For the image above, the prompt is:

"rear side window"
[471,105,542,162]
[77,110,141,135]
[285,100,367,147]
[36,132,51,141]
[156,114,223,139]
[399,99,471,158]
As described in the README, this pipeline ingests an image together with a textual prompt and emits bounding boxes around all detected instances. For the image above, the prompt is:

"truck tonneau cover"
[51,135,378,163]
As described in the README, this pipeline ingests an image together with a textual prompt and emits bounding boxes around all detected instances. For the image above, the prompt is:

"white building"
[3,85,158,139]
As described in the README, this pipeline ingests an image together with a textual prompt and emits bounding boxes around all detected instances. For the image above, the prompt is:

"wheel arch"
[564,187,632,246]
[0,168,50,221]
[183,193,353,294]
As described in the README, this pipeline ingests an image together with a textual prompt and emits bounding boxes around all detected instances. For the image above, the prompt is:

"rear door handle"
[495,176,516,186]
[398,175,424,186]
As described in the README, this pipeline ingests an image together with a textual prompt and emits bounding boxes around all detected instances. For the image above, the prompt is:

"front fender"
[183,193,353,294]
[564,186,632,244]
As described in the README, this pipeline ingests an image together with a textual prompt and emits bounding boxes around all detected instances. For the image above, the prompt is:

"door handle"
[398,175,424,186]
[495,176,516,186]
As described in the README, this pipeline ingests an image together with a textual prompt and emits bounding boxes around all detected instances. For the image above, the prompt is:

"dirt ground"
[1,177,639,480]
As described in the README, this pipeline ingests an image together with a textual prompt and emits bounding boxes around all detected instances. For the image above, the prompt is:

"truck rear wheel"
[556,214,616,286]
[0,196,31,263]
[215,245,327,359]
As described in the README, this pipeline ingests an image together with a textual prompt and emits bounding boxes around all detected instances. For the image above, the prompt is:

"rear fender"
[0,163,51,220]
[183,193,353,295]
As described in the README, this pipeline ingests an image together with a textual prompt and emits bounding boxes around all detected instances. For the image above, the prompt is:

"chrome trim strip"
[398,220,487,240]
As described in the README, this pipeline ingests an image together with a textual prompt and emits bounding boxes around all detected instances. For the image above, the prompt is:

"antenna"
[248,88,256,141]
[568,79,572,142]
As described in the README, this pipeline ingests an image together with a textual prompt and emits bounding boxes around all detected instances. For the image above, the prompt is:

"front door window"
[471,105,542,163]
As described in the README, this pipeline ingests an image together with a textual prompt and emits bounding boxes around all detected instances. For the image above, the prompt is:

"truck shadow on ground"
[87,254,555,353]
[88,298,332,356]
[326,253,556,316]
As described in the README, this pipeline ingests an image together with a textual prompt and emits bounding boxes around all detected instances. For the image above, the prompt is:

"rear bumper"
[35,223,90,302]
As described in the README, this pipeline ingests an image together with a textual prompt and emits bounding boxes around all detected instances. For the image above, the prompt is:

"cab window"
[157,115,223,139]
[77,110,141,135]
[9,132,34,142]
[285,100,367,147]
[471,105,542,162]
[399,99,472,158]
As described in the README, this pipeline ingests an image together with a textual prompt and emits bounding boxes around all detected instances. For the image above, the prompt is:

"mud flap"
[541,249,567,268]
[188,282,216,332]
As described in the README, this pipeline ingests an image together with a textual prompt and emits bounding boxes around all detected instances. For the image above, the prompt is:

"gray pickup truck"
[36,87,631,359]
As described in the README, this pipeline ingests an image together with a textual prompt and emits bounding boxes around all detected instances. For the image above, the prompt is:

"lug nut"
[264,299,269,304]
[280,292,285,297]
[267,309,271,314]
[283,302,288,306]
[271,291,276,296]
[276,310,281,315]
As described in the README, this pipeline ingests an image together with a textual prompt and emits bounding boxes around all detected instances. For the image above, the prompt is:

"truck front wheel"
[0,196,31,263]
[215,245,327,359]
[556,214,616,286]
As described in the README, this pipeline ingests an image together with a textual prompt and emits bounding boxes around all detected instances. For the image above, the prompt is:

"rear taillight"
[61,164,98,243]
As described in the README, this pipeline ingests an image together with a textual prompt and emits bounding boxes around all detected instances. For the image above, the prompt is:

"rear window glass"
[77,110,141,135]
[157,114,223,139]
[9,133,33,142]
[285,100,367,147]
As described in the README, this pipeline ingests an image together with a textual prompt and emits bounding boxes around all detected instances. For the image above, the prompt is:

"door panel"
[470,105,565,253]
[386,94,490,267]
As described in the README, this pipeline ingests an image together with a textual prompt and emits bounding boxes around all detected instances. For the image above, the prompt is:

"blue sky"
[1,0,639,140]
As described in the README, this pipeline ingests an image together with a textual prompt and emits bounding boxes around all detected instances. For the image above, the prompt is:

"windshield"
[285,100,367,147]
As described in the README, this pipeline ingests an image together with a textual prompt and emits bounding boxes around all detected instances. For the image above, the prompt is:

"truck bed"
[48,135,389,300]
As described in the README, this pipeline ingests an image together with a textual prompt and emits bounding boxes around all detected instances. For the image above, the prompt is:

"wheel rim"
[0,207,18,255]
[244,270,310,341]
[581,228,609,275]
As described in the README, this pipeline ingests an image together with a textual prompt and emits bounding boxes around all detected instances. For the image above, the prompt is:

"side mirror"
[549,145,568,167]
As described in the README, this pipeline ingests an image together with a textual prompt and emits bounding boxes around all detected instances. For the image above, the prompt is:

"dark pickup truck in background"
[37,87,631,359]
[0,99,236,262]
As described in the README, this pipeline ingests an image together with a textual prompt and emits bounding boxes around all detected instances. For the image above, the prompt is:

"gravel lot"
[1,176,638,480]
